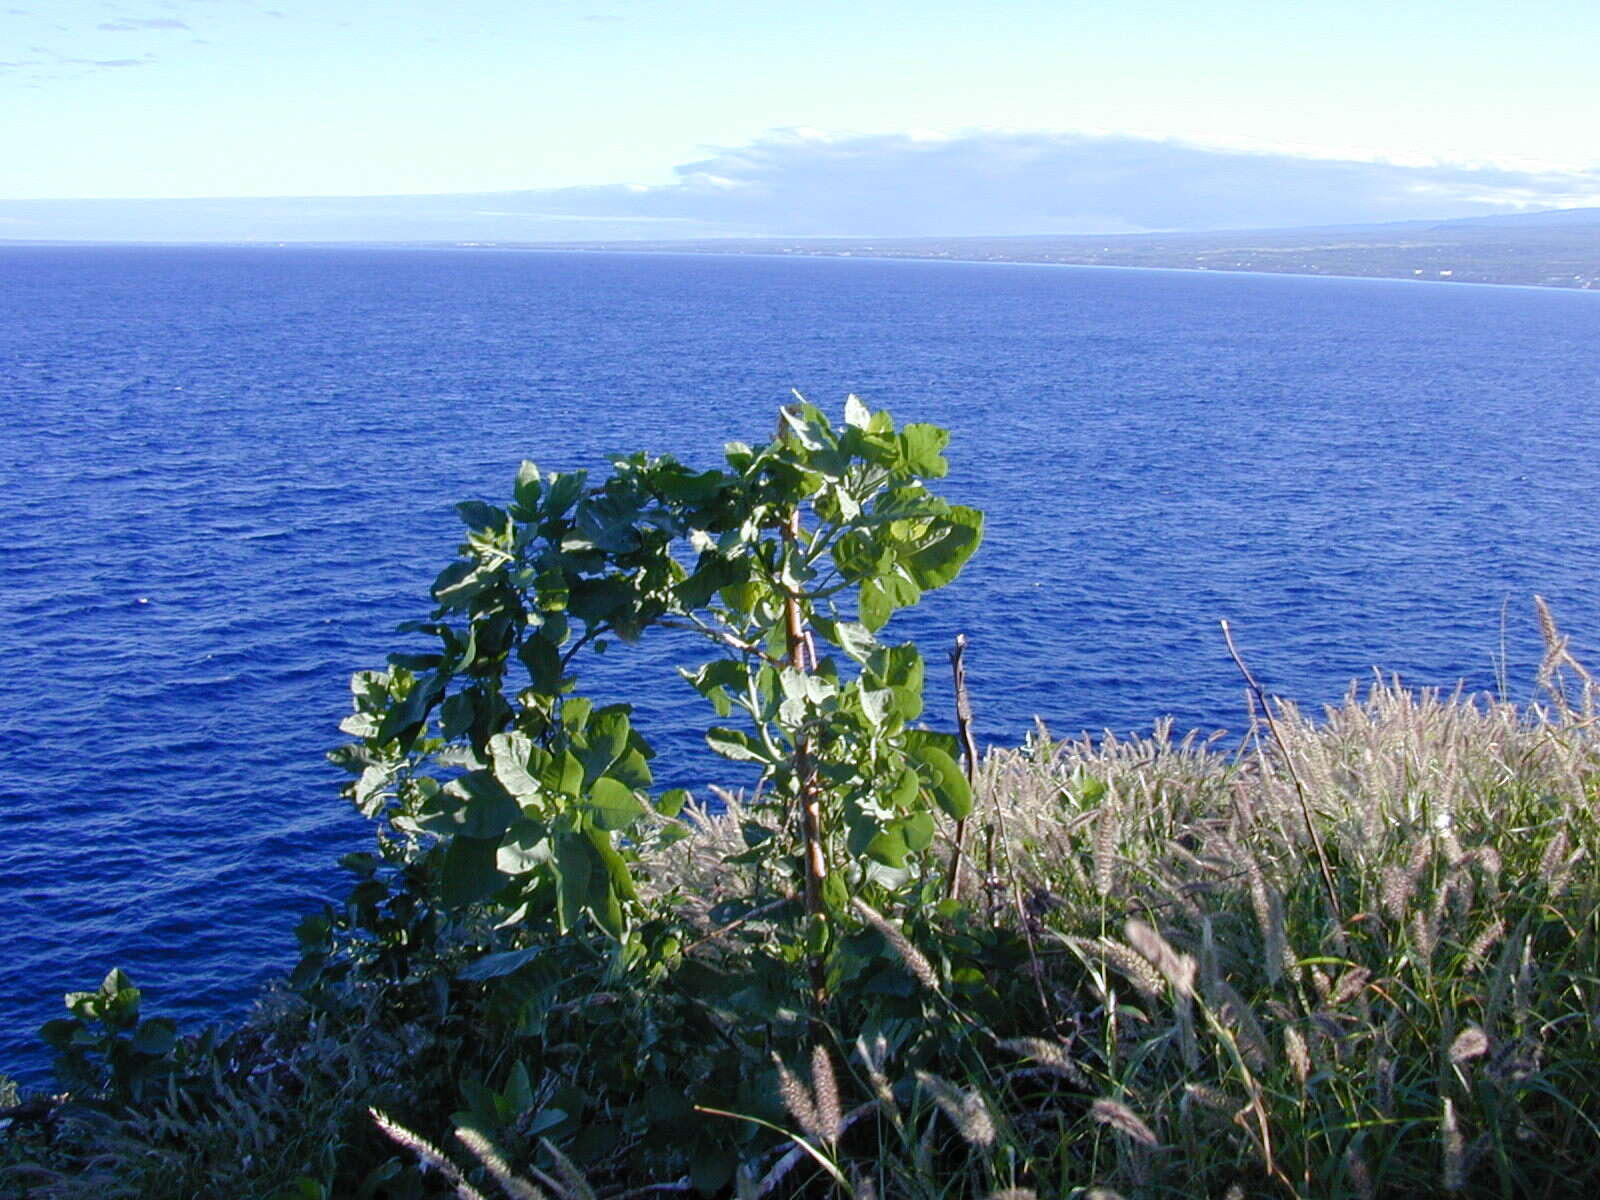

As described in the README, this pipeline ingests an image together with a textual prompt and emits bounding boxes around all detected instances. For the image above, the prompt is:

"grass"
[4,609,1598,1198]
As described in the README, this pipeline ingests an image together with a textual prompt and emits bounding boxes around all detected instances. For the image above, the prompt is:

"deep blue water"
[3,245,1598,1083]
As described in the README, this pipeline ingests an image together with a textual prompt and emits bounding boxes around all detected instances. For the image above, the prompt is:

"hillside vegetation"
[3,405,1597,1199]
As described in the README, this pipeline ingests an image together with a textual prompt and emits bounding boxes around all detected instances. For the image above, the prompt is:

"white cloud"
[96,17,189,31]
[5,128,1599,242]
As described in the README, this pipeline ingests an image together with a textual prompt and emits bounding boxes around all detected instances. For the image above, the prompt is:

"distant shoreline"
[534,222,1600,291]
[512,241,1600,293]
[4,220,1597,292]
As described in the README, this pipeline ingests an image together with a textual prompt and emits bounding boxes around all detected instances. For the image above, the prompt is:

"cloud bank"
[5,128,1599,243]
[96,17,189,32]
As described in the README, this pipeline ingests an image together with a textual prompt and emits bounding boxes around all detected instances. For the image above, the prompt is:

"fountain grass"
[5,622,1598,1199]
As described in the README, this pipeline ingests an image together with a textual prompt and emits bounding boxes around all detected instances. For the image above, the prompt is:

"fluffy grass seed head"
[1450,1026,1490,1065]
[1079,936,1164,1000]
[1441,1097,1465,1192]
[852,899,939,992]
[1329,966,1371,1007]
[774,1053,832,1145]
[371,1109,489,1200]
[998,1036,1090,1086]
[915,1072,996,1148]
[1089,1098,1159,1148]
[1093,801,1120,896]
[1284,1024,1311,1087]
[811,1045,842,1143]
[1344,1143,1375,1200]
[1466,918,1505,969]
[1124,919,1196,998]
[454,1126,546,1200]
[856,1033,898,1114]
[1182,1083,1237,1115]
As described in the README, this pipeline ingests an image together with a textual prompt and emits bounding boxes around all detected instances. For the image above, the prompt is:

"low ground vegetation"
[3,405,1597,1198]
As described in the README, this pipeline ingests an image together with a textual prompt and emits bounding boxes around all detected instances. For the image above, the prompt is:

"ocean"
[3,244,1598,1083]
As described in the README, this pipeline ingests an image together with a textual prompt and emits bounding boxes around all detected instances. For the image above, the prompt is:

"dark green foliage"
[38,969,190,1109]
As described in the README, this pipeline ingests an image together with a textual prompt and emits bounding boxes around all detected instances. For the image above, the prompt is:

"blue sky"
[4,0,1599,239]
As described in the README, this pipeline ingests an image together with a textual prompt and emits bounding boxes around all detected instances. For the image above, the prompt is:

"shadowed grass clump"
[5,611,1598,1199]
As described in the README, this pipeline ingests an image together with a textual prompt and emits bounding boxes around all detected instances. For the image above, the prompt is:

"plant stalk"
[944,633,980,900]
[777,408,829,975]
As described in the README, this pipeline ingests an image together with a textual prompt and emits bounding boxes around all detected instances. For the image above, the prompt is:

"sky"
[4,0,1599,240]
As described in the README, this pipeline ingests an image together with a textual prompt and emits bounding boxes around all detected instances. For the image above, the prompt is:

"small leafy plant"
[39,968,182,1108]
[317,395,983,982]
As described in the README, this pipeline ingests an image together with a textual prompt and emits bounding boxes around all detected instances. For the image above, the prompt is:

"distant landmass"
[4,200,1595,289]
[552,208,1600,290]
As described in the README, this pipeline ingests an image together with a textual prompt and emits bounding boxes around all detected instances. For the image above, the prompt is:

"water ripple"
[2,246,1597,1082]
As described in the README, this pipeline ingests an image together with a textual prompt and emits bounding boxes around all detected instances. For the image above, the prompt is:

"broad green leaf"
[438,690,477,740]
[496,820,552,874]
[865,826,911,868]
[899,506,983,590]
[561,697,593,733]
[579,708,632,785]
[652,465,727,504]
[707,726,770,763]
[542,470,586,520]
[504,1061,534,1113]
[843,394,871,429]
[902,810,936,852]
[375,674,443,749]
[488,731,541,796]
[860,686,893,729]
[540,748,585,797]
[552,833,594,932]
[438,836,506,907]
[570,576,634,626]
[456,500,507,531]
[898,423,950,478]
[780,404,830,452]
[586,776,645,831]
[832,528,889,581]
[859,577,892,632]
[608,746,654,788]
[420,771,521,839]
[917,745,972,820]
[457,947,542,982]
[132,1018,177,1057]
[512,460,542,513]
[888,763,920,810]
[586,824,638,901]
[816,617,878,663]
[517,635,562,694]
[432,561,490,609]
